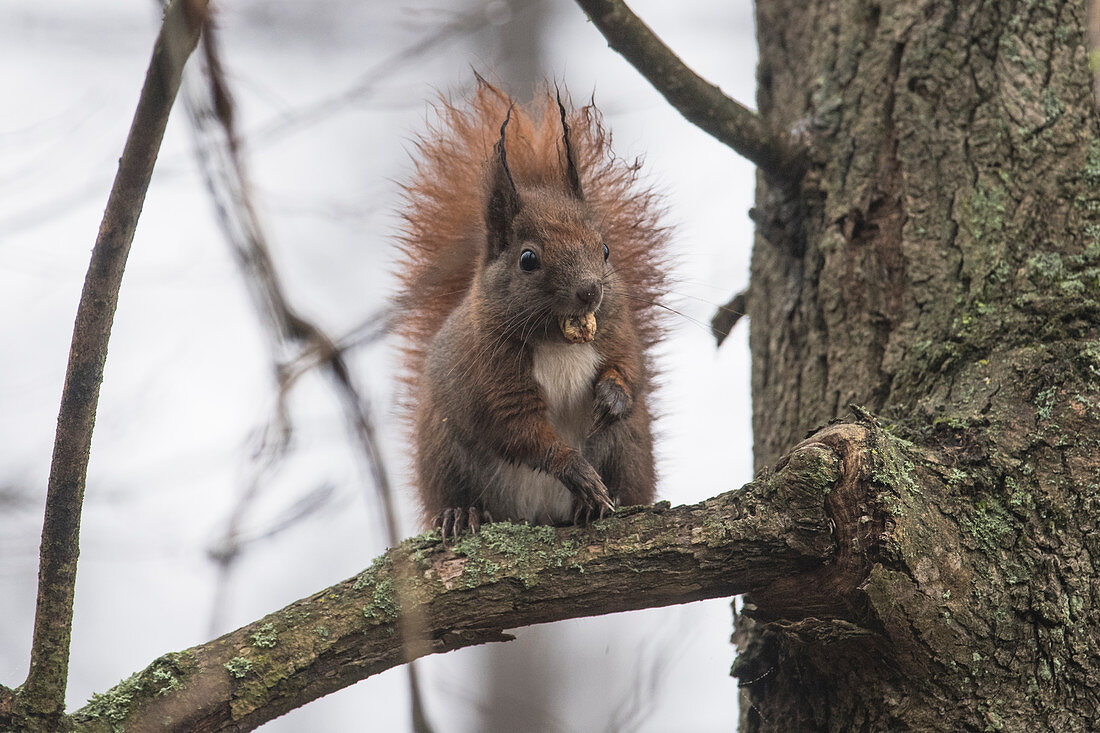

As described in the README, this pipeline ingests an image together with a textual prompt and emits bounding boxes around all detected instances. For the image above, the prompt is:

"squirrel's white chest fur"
[489,342,599,523]
[532,342,601,445]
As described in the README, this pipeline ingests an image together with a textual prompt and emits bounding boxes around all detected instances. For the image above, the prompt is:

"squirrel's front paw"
[592,374,633,434]
[435,507,493,541]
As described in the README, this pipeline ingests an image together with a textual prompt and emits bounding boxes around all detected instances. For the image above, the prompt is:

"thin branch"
[0,1,507,240]
[22,0,209,719]
[180,18,433,731]
[249,0,511,146]
[181,7,405,594]
[276,307,396,392]
[711,289,747,346]
[574,0,806,181]
[185,20,400,533]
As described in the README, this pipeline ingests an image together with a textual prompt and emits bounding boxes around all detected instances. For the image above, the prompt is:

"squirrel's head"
[477,102,618,345]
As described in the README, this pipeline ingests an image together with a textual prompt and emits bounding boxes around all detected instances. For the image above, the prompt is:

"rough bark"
[740,0,1100,730]
[39,427,878,733]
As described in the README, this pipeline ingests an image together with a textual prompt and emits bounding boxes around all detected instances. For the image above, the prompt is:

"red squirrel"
[395,81,668,538]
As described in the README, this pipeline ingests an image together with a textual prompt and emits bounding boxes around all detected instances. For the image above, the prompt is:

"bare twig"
[181,16,402,583]
[181,18,434,731]
[277,308,397,393]
[332,306,397,351]
[711,289,747,346]
[22,0,209,719]
[250,1,508,145]
[206,480,336,636]
[574,0,806,181]
[0,2,510,240]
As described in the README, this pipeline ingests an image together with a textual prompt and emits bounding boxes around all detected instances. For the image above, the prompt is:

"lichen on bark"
[742,0,1100,729]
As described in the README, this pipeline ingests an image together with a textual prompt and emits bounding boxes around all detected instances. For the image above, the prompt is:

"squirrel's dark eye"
[603,243,610,261]
[519,249,540,271]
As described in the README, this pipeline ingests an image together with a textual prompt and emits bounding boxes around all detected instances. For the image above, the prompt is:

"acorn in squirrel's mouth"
[559,312,596,343]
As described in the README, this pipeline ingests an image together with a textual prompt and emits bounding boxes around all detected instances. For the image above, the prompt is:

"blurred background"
[0,1,756,730]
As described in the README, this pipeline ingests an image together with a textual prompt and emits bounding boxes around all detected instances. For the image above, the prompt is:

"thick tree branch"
[61,426,885,733]
[22,0,209,720]
[574,0,806,181]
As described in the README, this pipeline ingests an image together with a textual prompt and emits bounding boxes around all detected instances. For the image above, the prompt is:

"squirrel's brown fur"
[395,80,669,535]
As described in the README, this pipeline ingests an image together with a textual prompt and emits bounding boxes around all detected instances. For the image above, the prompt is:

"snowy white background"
[0,1,757,730]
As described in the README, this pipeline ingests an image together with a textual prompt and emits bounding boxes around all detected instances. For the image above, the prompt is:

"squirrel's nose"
[575,281,603,310]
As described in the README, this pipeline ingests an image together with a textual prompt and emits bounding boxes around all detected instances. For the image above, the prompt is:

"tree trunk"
[739,0,1100,730]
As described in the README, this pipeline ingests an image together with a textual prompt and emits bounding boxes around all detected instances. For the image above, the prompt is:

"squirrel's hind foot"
[436,507,493,541]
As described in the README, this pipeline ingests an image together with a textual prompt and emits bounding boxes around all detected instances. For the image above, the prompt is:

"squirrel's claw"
[436,507,493,541]
[571,501,587,526]
[572,495,616,525]
[578,481,614,518]
[559,453,615,516]
[438,508,458,541]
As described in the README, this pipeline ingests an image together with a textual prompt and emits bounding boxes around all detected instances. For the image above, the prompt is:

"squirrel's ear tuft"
[485,106,520,256]
[556,88,583,201]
